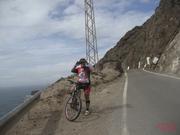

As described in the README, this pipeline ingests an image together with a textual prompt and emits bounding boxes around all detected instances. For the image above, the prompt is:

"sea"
[0,86,45,119]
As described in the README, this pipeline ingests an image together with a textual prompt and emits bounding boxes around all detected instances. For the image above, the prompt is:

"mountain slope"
[158,30,180,74]
[97,0,180,71]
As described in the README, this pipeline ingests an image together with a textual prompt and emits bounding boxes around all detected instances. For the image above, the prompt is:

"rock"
[157,31,180,74]
[31,90,39,95]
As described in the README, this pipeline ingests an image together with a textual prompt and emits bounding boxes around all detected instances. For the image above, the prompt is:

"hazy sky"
[0,0,160,88]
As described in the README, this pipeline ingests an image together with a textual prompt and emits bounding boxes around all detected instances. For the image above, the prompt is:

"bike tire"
[65,95,82,121]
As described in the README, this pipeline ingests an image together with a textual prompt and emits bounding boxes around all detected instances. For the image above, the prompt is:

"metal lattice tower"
[84,0,98,65]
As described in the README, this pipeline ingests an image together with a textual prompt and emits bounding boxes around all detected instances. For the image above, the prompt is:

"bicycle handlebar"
[67,80,77,84]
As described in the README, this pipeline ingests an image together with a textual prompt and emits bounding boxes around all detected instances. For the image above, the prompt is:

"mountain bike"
[65,80,82,121]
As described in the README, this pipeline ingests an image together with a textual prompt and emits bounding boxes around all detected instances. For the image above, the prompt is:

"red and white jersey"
[75,64,93,83]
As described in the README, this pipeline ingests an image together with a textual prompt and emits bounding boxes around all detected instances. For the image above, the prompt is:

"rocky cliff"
[158,30,180,74]
[97,0,180,72]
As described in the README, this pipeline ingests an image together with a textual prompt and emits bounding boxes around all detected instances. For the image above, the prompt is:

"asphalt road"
[126,70,180,135]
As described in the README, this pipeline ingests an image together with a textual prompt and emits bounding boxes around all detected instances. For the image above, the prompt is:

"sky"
[0,0,160,88]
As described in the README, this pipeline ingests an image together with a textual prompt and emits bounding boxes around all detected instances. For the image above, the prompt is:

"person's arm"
[71,66,77,73]
[71,61,79,73]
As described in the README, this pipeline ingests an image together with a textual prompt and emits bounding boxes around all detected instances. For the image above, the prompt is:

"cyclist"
[71,58,94,116]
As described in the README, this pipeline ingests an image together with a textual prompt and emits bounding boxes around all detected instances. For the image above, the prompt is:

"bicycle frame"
[65,80,83,121]
[68,80,81,98]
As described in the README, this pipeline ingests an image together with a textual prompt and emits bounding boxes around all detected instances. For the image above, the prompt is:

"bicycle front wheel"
[65,95,82,121]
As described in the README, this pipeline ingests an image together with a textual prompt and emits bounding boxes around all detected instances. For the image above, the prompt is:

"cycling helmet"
[79,58,88,64]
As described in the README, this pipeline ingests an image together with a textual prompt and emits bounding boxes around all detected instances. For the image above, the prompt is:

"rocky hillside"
[97,0,180,73]
[158,31,180,74]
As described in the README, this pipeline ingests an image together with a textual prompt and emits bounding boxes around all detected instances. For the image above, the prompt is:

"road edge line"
[121,72,130,135]
[143,69,180,80]
[123,72,128,105]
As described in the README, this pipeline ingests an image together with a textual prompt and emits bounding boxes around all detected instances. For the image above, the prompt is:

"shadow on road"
[40,110,62,135]
[94,104,132,114]
[74,104,132,123]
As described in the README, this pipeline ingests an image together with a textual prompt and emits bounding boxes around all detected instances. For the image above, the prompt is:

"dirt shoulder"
[1,70,124,135]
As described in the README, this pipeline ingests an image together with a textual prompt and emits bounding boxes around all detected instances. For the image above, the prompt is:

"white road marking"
[123,72,128,105]
[121,72,130,135]
[143,69,180,80]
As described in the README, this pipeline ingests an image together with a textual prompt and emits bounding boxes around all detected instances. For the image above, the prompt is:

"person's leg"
[85,94,90,111]
[84,85,91,112]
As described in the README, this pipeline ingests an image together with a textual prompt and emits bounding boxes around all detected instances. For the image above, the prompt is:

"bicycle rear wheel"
[65,95,82,121]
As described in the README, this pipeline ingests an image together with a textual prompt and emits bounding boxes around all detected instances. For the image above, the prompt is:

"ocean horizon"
[0,85,45,119]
